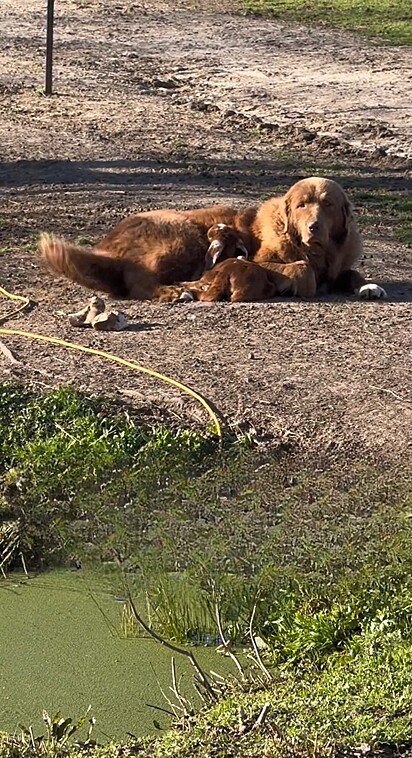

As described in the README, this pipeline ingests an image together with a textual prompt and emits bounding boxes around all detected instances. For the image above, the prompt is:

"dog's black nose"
[308,220,320,233]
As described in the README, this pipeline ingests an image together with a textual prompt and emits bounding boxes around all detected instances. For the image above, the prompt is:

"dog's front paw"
[358,283,388,300]
[178,290,195,302]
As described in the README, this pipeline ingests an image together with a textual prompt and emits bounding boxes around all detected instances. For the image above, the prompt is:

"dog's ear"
[204,239,225,269]
[273,196,291,236]
[342,196,353,230]
[334,194,353,244]
[282,195,302,244]
[282,197,291,234]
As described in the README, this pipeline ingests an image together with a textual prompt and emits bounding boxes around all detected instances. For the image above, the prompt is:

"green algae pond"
[0,569,233,742]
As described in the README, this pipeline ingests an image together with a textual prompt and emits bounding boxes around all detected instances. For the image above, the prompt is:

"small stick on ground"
[250,702,271,731]
[370,385,411,403]
[238,706,247,735]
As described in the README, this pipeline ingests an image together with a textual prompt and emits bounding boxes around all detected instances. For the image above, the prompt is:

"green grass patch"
[143,459,412,649]
[2,380,412,649]
[245,0,412,45]
[350,187,412,245]
[135,629,412,757]
[0,382,221,569]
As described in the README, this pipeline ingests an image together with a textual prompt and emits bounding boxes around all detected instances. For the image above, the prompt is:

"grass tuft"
[245,0,412,45]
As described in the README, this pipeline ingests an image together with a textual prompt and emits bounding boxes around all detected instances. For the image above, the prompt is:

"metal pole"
[45,0,55,95]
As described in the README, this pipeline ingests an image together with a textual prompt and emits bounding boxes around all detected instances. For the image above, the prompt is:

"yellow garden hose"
[0,289,222,439]
[0,285,32,324]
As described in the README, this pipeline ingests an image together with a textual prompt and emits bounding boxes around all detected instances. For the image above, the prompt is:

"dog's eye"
[323,199,332,208]
[296,201,306,209]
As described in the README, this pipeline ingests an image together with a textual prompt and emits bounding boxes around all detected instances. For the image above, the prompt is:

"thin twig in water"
[214,600,247,681]
[124,578,218,703]
[20,552,28,577]
[170,657,193,716]
[249,602,273,683]
[145,703,175,718]
[209,670,227,683]
[149,662,179,716]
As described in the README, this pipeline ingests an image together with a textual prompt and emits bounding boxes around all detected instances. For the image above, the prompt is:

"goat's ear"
[235,239,249,258]
[204,239,225,270]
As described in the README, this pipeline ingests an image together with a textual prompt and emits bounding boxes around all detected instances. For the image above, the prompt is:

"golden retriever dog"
[40,178,387,301]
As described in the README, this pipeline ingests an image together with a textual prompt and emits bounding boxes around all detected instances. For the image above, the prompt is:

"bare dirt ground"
[0,0,411,462]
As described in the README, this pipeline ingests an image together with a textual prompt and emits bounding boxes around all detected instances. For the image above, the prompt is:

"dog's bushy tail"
[39,234,130,298]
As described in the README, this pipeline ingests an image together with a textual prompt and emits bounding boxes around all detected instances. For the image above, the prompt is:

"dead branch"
[124,580,218,704]
[169,656,193,716]
[238,706,247,735]
[251,701,271,731]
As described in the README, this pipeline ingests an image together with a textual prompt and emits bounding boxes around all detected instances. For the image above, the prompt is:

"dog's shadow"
[267,279,412,304]
[378,280,412,302]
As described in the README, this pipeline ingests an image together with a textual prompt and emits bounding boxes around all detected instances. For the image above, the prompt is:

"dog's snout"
[308,220,320,233]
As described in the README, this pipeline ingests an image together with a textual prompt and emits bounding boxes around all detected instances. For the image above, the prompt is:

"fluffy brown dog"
[40,178,387,301]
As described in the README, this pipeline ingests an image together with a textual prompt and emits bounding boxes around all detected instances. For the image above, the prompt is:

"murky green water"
[0,569,233,742]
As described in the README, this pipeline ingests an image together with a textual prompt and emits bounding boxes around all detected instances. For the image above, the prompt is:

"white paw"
[358,283,388,300]
[178,290,195,302]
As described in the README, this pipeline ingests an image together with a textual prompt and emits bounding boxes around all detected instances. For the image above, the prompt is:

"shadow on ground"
[1,156,411,195]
